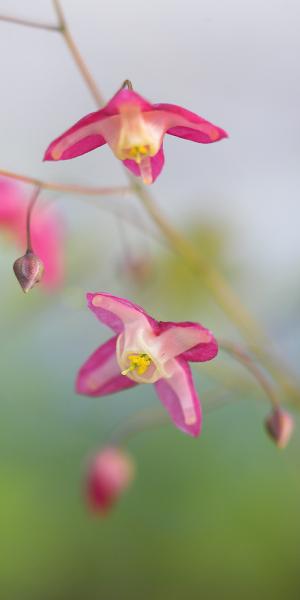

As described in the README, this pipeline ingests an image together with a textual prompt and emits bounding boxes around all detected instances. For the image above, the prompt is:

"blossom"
[265,408,294,448]
[76,292,218,436]
[0,176,64,289]
[86,447,135,514]
[44,86,228,184]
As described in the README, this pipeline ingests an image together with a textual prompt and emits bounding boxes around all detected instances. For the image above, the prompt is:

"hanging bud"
[265,408,294,449]
[13,250,44,293]
[86,447,135,515]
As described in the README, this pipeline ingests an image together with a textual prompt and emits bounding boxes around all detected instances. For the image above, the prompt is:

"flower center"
[126,144,150,164]
[121,353,152,377]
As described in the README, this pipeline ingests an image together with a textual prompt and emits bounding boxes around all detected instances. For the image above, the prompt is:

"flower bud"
[86,447,135,515]
[265,408,294,448]
[13,251,44,293]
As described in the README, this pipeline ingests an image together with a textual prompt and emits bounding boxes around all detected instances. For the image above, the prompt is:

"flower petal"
[154,358,201,436]
[153,103,228,143]
[123,145,165,184]
[87,292,158,334]
[44,111,107,161]
[76,335,137,397]
[158,321,218,362]
[44,89,153,162]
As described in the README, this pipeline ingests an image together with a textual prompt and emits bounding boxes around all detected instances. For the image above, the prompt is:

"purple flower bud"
[13,251,44,293]
[265,408,294,448]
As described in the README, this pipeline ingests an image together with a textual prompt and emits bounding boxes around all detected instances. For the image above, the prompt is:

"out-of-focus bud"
[265,408,294,448]
[86,447,135,515]
[118,257,153,286]
[13,250,44,293]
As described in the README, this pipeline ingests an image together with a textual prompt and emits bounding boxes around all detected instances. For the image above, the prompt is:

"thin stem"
[109,390,235,446]
[26,187,41,252]
[110,408,168,446]
[0,14,59,32]
[134,182,263,342]
[134,183,300,404]
[121,79,133,90]
[220,340,280,409]
[52,0,105,107]
[0,168,130,197]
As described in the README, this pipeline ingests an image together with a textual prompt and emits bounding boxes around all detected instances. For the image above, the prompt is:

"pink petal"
[44,89,153,162]
[87,292,158,334]
[123,145,165,184]
[158,321,218,362]
[154,358,202,436]
[153,103,228,144]
[44,111,107,161]
[76,335,137,397]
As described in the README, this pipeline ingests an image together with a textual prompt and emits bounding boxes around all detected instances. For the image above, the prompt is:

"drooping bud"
[13,250,44,293]
[86,447,135,515]
[265,408,294,449]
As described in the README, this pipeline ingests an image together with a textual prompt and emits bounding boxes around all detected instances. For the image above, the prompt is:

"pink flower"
[0,176,64,289]
[76,292,218,437]
[86,447,135,514]
[44,87,228,184]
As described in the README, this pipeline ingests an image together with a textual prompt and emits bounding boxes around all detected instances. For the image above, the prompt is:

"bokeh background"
[0,1,300,598]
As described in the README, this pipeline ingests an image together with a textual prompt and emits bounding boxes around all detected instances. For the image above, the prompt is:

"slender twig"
[26,187,41,252]
[52,0,104,106]
[0,14,59,32]
[0,168,130,197]
[220,340,280,409]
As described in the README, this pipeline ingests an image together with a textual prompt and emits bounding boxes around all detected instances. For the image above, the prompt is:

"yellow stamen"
[121,353,152,376]
[128,145,150,164]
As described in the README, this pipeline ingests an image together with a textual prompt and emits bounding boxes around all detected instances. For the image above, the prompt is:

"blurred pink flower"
[86,447,135,514]
[265,408,294,448]
[44,87,228,184]
[76,292,218,437]
[0,176,64,289]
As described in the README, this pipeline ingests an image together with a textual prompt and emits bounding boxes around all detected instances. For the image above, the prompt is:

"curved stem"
[26,187,41,252]
[220,340,280,409]
[0,14,59,31]
[52,0,104,107]
[121,79,133,90]
[110,408,169,446]
[0,168,130,197]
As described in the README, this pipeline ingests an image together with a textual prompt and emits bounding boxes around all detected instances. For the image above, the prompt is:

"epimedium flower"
[86,447,135,515]
[0,176,64,289]
[76,292,218,437]
[44,82,228,185]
